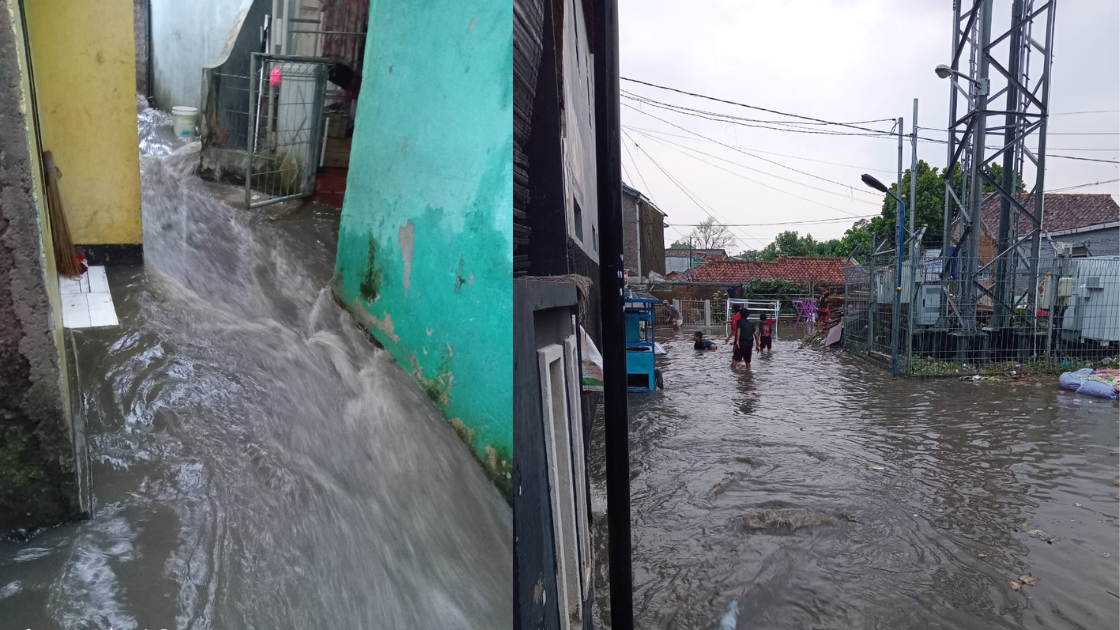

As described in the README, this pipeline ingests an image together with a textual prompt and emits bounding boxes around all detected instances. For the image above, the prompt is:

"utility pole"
[592,0,633,628]
[892,117,904,378]
[910,99,918,236]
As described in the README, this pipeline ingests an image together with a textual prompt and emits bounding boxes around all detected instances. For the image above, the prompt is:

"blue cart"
[624,293,659,392]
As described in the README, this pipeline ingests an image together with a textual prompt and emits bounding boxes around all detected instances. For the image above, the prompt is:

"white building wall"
[561,0,598,264]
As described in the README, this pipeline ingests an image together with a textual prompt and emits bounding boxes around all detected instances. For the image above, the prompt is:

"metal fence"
[844,238,1120,375]
[245,54,330,209]
[653,300,730,329]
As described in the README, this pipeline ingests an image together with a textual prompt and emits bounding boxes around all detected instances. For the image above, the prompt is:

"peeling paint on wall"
[332,0,512,495]
[399,219,414,294]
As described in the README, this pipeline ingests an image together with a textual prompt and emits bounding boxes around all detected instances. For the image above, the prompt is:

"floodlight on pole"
[861,174,891,195]
[934,64,989,95]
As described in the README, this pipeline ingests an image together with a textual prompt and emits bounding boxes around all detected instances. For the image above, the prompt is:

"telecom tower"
[939,0,1056,357]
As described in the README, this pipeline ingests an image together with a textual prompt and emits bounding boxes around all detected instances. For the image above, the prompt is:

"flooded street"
[592,328,1119,630]
[0,106,510,628]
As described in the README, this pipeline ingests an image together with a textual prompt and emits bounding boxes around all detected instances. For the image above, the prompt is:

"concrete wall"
[1053,226,1119,258]
[333,0,513,494]
[622,191,639,275]
[622,192,666,281]
[134,0,148,95]
[150,0,253,111]
[24,0,142,250]
[1,0,81,535]
[639,201,666,278]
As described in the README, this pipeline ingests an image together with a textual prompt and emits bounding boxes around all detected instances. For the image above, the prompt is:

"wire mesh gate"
[246,53,330,209]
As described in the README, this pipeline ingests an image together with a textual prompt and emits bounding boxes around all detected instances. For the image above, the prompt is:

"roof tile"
[980,193,1118,236]
[673,255,847,285]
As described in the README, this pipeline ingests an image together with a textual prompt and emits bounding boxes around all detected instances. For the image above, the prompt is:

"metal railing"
[245,53,330,209]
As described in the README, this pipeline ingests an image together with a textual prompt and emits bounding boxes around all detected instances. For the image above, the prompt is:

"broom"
[43,151,82,278]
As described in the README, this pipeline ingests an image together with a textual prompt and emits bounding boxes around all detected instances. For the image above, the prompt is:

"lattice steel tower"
[939,0,1057,354]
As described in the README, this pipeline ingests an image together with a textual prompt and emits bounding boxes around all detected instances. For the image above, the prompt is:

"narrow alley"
[0,103,511,628]
[589,329,1119,630]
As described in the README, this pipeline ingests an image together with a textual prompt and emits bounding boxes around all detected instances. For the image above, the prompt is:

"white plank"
[86,292,119,327]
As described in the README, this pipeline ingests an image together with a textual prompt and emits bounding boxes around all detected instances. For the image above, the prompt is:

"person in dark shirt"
[816,286,830,329]
[731,307,757,370]
[693,331,718,351]
[664,300,683,332]
[757,312,773,354]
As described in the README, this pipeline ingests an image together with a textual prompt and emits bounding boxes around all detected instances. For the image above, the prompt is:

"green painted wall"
[334,0,512,494]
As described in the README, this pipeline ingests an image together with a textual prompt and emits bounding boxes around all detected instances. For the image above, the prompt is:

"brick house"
[977,193,1119,261]
[621,183,667,282]
[959,193,1120,263]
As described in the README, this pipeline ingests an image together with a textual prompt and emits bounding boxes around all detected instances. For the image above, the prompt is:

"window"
[572,200,584,243]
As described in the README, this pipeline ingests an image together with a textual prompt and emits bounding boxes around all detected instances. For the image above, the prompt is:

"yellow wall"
[6,0,70,418]
[24,0,142,245]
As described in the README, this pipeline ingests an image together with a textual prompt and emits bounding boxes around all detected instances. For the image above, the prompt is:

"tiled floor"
[59,266,119,328]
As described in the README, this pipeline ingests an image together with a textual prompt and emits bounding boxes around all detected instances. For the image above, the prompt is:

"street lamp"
[861,173,906,379]
[934,64,989,96]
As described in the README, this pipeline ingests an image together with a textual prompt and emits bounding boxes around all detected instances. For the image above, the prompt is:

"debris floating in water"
[1019,573,1040,586]
[718,600,739,630]
[1028,529,1059,544]
[742,509,836,531]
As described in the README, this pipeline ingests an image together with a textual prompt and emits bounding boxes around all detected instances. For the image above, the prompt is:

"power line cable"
[625,131,768,248]
[626,127,875,213]
[1045,178,1120,193]
[623,125,898,173]
[623,102,883,199]
[623,89,1118,163]
[668,215,880,228]
[622,92,901,138]
[621,76,900,135]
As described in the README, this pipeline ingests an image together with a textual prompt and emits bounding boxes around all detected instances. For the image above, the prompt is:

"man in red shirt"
[726,307,742,345]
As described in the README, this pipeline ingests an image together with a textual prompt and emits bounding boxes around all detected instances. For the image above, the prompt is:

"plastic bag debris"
[1028,529,1059,544]
[719,600,739,630]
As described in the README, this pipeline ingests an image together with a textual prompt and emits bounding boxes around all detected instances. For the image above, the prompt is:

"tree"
[837,160,1030,261]
[684,217,736,251]
[751,231,843,260]
[735,250,764,261]
[668,240,689,250]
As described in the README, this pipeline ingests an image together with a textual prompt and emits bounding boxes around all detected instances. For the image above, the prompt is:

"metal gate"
[245,53,330,209]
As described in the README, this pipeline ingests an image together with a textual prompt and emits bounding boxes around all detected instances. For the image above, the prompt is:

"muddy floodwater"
[591,328,1119,630]
[0,105,510,628]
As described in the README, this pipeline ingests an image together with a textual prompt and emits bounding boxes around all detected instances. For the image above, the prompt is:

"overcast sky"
[618,0,1120,253]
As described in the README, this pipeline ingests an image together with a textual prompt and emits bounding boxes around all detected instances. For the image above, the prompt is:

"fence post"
[867,237,877,356]
[906,241,920,375]
[703,300,711,327]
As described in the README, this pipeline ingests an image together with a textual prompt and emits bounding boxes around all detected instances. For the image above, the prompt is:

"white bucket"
[171,106,198,138]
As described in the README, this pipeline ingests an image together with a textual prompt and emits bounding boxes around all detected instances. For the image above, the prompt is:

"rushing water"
[0,104,511,628]
[591,329,1118,630]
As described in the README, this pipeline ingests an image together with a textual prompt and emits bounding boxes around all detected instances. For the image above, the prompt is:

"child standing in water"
[757,312,773,354]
